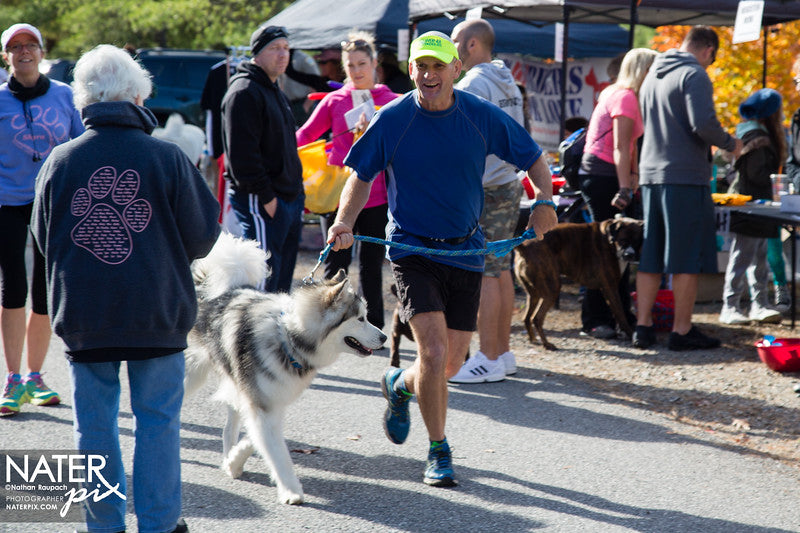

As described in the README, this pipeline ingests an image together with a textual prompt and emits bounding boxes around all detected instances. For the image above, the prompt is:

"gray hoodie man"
[639,48,737,185]
[456,59,525,187]
[633,26,742,353]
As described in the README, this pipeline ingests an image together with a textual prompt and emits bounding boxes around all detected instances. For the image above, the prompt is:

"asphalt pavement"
[2,231,799,532]
[1,327,799,532]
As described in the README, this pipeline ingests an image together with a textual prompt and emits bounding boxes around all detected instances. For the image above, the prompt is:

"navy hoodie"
[32,101,221,361]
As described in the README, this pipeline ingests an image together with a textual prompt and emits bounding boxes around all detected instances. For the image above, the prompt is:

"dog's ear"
[331,268,347,283]
[324,276,352,306]
[600,219,619,244]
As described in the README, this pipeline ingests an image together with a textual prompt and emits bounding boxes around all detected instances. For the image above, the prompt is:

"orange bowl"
[754,338,800,372]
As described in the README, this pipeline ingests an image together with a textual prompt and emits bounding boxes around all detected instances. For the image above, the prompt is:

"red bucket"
[632,290,675,332]
[754,338,800,372]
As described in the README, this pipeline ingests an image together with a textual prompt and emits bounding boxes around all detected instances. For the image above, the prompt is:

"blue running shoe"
[381,368,410,444]
[424,440,457,487]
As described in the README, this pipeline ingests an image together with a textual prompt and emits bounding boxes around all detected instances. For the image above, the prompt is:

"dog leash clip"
[303,243,333,285]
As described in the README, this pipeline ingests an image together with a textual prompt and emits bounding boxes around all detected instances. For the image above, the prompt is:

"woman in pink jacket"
[297,32,399,329]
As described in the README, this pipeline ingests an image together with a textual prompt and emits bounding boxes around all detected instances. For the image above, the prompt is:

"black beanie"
[250,25,288,56]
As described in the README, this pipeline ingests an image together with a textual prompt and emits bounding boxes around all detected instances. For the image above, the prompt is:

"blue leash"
[303,228,537,284]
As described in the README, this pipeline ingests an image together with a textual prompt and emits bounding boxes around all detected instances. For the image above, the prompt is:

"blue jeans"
[229,190,305,292]
[70,352,184,533]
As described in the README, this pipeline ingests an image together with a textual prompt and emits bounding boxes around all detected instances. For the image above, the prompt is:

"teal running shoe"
[25,373,60,406]
[380,368,411,444]
[1,374,30,415]
[424,440,457,487]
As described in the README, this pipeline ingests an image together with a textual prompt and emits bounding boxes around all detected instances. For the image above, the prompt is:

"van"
[136,48,226,126]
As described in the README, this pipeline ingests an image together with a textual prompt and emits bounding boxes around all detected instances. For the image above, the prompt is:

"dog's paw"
[277,486,304,505]
[222,456,244,479]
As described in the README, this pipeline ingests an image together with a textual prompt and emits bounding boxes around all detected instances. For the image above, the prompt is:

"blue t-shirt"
[344,89,541,271]
[0,79,84,206]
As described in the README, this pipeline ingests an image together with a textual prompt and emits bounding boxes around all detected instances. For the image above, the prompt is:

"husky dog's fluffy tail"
[186,233,269,396]
[192,232,269,299]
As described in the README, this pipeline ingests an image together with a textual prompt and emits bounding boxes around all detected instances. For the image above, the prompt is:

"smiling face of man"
[409,56,461,112]
[407,32,461,112]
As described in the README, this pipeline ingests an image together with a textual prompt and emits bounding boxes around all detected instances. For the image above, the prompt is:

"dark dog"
[513,217,644,350]
[389,284,413,367]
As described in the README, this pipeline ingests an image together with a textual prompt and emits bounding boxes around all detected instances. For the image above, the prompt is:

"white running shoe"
[749,304,782,324]
[719,306,750,325]
[448,351,505,384]
[498,351,516,375]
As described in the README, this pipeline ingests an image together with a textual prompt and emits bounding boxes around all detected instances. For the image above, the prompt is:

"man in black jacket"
[222,25,305,292]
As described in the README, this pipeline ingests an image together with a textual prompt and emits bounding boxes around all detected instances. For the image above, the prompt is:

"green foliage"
[0,0,291,58]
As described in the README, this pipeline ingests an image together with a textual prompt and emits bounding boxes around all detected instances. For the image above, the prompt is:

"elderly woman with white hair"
[32,44,220,533]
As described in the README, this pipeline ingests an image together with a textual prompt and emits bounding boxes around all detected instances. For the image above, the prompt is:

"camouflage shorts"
[481,179,523,277]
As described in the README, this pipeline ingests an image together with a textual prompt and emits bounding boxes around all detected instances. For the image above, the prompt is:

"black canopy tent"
[264,0,629,58]
[409,1,800,27]
[408,0,800,138]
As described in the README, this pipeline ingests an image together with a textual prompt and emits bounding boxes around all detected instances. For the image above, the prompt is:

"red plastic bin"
[754,338,800,372]
[631,289,674,332]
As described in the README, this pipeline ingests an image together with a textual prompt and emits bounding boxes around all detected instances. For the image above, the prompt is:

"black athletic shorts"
[390,254,482,331]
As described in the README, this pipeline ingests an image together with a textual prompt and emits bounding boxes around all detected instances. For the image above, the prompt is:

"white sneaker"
[498,351,516,375]
[719,307,750,325]
[749,305,782,324]
[448,352,505,384]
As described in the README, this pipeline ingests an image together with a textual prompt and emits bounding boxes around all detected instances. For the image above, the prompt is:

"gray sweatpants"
[722,233,770,310]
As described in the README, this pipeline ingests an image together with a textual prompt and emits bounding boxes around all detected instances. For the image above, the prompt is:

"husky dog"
[185,233,386,504]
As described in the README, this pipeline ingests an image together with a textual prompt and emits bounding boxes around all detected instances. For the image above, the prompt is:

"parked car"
[40,49,225,127]
[136,48,226,127]
[40,58,76,84]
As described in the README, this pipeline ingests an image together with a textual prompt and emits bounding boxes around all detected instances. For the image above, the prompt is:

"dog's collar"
[283,343,305,371]
[279,312,306,371]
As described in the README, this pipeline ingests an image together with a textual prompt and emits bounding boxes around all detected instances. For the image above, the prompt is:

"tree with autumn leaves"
[652,23,800,130]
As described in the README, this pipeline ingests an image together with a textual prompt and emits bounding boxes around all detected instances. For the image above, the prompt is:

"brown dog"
[389,284,470,367]
[513,217,644,350]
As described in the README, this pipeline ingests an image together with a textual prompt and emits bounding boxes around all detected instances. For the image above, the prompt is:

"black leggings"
[579,174,635,330]
[323,204,388,329]
[0,204,47,314]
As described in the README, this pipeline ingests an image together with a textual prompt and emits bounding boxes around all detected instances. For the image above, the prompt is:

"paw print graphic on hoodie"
[70,166,152,264]
[11,104,69,159]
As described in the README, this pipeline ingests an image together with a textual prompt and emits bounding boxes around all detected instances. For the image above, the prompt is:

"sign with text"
[733,0,764,44]
[499,54,614,151]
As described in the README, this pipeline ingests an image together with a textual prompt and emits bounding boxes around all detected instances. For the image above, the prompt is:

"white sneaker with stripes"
[498,351,516,375]
[448,351,505,384]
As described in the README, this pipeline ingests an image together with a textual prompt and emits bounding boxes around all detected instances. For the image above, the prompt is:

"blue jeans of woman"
[70,352,184,533]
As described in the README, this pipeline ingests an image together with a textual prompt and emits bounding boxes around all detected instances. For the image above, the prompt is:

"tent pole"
[629,0,637,49]
[560,5,570,143]
[762,25,768,88]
